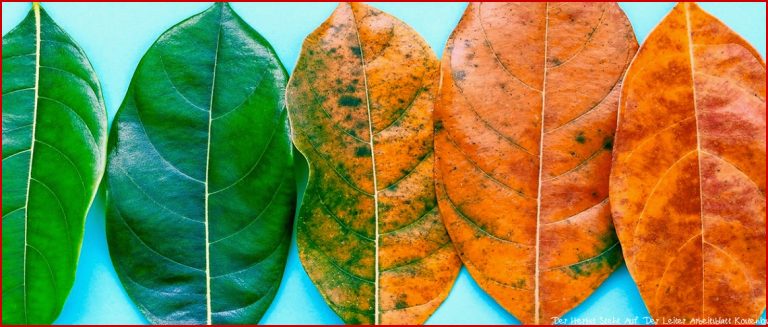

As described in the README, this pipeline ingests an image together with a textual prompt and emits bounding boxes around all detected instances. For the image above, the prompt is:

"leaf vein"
[38,96,98,146]
[35,139,87,199]
[543,197,608,226]
[381,242,451,272]
[301,228,374,284]
[702,150,763,195]
[544,242,620,272]
[210,234,285,279]
[209,179,285,245]
[631,150,698,241]
[3,87,35,96]
[2,207,25,219]
[543,148,605,182]
[380,150,432,191]
[308,88,368,144]
[113,204,204,272]
[381,206,436,235]
[30,178,73,254]
[131,91,206,184]
[316,192,375,241]
[209,128,278,195]
[38,64,98,95]
[211,284,276,315]
[2,149,31,162]
[476,3,541,93]
[441,182,532,247]
[549,7,607,69]
[450,78,537,157]
[157,54,208,112]
[301,129,374,197]
[114,166,202,224]
[443,128,530,199]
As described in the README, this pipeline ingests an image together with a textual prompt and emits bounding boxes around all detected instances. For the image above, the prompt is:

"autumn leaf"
[286,2,460,325]
[435,3,637,324]
[610,3,766,322]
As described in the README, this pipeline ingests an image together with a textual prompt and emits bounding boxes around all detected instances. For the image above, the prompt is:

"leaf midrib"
[203,5,224,325]
[21,3,43,324]
[533,3,550,324]
[348,4,381,324]
[683,3,706,316]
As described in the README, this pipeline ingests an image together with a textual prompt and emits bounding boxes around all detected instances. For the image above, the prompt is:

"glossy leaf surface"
[286,3,460,324]
[435,3,637,324]
[106,3,295,324]
[2,4,107,324]
[610,3,766,322]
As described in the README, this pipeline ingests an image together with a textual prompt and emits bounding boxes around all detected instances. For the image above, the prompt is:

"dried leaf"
[286,3,460,324]
[610,3,766,322]
[435,3,637,324]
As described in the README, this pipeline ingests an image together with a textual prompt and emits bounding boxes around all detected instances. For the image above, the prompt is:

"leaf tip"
[209,2,230,11]
[334,2,351,12]
[345,2,371,14]
[675,2,702,13]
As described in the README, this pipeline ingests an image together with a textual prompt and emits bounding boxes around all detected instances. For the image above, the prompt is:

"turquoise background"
[2,2,766,325]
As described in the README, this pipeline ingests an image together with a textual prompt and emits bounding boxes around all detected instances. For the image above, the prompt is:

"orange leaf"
[610,3,766,322]
[286,3,460,324]
[435,3,637,324]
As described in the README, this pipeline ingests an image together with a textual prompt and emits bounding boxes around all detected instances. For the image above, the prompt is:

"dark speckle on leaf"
[575,132,586,144]
[351,46,362,57]
[355,146,371,157]
[603,136,613,150]
[435,120,444,132]
[395,295,408,309]
[338,95,362,107]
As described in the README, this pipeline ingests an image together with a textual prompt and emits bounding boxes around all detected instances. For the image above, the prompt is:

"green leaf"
[2,3,107,324]
[106,3,295,324]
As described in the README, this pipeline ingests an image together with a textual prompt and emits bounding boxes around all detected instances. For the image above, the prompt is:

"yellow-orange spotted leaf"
[286,3,460,324]
[611,3,766,322]
[435,3,637,324]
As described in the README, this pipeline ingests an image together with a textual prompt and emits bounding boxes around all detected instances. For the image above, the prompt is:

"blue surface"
[2,2,766,325]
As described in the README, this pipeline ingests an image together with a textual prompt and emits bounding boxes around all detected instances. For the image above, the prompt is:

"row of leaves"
[2,2,765,325]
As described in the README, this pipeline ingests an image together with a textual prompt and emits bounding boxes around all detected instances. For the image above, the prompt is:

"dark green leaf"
[106,3,295,324]
[2,3,107,324]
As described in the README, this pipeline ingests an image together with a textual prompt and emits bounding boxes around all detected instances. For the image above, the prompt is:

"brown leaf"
[610,3,766,322]
[435,2,637,324]
[286,3,461,324]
